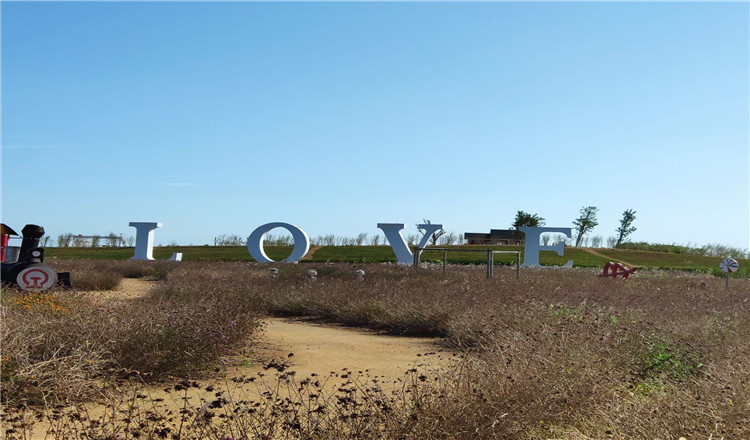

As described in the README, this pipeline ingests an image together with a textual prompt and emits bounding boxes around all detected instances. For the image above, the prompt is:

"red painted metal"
[1,234,8,262]
[599,261,637,279]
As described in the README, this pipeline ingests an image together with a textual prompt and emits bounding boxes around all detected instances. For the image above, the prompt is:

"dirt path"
[118,277,158,296]
[90,278,449,381]
[20,279,450,439]
[118,317,450,431]
[581,248,635,267]
[302,245,323,261]
[249,317,449,380]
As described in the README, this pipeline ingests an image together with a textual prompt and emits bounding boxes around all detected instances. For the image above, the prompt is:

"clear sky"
[2,2,748,250]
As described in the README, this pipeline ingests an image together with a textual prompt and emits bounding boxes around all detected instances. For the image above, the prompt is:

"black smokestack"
[19,224,45,263]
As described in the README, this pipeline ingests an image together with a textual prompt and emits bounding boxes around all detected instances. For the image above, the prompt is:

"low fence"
[413,247,521,279]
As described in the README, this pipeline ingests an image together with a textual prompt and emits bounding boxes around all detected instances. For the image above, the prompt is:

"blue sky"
[2,2,748,250]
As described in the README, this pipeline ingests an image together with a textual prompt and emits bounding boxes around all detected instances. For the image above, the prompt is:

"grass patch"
[637,339,704,382]
[46,245,302,262]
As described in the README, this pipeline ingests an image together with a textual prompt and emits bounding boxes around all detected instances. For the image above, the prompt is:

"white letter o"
[247,222,310,263]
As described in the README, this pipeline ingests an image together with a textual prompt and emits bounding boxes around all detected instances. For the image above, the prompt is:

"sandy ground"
[247,317,450,381]
[17,279,451,439]
[107,279,450,380]
[102,278,451,389]
[116,277,158,297]
[124,317,452,426]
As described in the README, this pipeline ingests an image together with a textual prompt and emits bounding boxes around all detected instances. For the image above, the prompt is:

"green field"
[44,244,749,277]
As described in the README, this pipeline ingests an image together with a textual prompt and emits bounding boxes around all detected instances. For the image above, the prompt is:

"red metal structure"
[599,262,637,279]
[1,223,19,263]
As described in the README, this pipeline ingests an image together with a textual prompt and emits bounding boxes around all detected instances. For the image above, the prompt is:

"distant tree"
[417,219,446,246]
[39,235,51,247]
[606,236,618,248]
[265,233,293,246]
[553,234,570,245]
[355,232,368,246]
[319,234,335,246]
[541,234,551,246]
[72,235,86,247]
[405,234,420,246]
[590,235,603,248]
[105,232,122,247]
[57,233,73,247]
[511,211,545,243]
[572,206,599,247]
[214,234,245,246]
[439,231,459,246]
[615,209,637,248]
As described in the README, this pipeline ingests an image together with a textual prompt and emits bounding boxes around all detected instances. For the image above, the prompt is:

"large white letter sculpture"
[129,222,162,260]
[377,223,444,265]
[247,222,310,263]
[519,227,573,268]
[129,222,182,261]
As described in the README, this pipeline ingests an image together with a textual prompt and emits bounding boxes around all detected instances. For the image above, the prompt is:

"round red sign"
[17,266,57,291]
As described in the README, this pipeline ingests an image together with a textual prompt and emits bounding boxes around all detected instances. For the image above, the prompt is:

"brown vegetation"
[2,260,749,438]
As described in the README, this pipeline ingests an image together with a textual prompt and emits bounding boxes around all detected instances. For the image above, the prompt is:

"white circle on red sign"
[719,258,739,274]
[16,266,58,291]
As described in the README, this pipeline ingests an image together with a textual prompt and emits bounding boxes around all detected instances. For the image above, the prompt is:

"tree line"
[512,207,637,249]
[39,212,746,258]
[53,233,133,248]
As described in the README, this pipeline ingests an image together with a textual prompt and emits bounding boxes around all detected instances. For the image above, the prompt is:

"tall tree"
[615,209,637,248]
[572,206,599,247]
[511,211,545,243]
